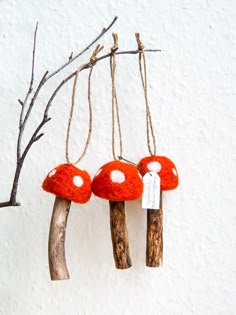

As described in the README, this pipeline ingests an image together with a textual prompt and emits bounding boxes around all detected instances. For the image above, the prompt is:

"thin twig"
[22,71,48,127]
[18,99,23,106]
[0,201,20,208]
[17,22,38,161]
[21,117,51,162]
[45,16,118,81]
[17,71,48,163]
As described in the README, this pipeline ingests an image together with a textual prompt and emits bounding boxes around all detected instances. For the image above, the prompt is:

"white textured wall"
[0,0,235,314]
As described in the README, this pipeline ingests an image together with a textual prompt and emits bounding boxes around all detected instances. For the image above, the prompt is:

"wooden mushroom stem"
[146,191,163,267]
[48,196,71,280]
[109,201,132,269]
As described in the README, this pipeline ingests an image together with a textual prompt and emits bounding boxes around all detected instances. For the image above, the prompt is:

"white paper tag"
[142,172,161,210]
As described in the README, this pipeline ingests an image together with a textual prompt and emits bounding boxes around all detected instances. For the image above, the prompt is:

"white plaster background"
[0,0,235,314]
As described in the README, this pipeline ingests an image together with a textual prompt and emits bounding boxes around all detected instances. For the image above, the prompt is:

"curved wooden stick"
[48,196,71,280]
[146,192,163,267]
[109,201,132,269]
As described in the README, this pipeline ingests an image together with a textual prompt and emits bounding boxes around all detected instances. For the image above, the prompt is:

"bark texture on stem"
[109,201,132,269]
[146,191,163,267]
[48,196,71,280]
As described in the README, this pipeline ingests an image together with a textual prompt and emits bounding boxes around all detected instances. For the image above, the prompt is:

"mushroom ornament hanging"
[92,160,143,269]
[138,156,179,267]
[92,34,143,269]
[42,47,103,280]
[42,164,91,280]
[135,33,179,267]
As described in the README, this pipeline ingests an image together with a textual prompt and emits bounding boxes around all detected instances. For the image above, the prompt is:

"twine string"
[135,33,157,156]
[110,33,123,160]
[66,44,103,164]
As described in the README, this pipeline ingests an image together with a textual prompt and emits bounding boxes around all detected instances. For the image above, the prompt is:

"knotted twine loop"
[135,33,157,156]
[110,33,123,160]
[66,44,103,164]
[89,44,104,66]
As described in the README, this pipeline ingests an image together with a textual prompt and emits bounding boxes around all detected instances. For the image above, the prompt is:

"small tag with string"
[142,172,160,209]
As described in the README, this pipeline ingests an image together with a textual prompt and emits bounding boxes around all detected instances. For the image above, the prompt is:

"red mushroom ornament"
[138,156,179,267]
[92,160,143,269]
[42,163,91,280]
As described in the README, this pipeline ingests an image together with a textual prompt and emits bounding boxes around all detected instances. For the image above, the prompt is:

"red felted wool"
[42,164,91,203]
[92,160,143,201]
[138,156,179,191]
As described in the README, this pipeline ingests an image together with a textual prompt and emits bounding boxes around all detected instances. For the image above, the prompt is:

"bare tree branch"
[16,17,119,164]
[16,17,119,165]
[1,18,119,208]
[0,16,161,209]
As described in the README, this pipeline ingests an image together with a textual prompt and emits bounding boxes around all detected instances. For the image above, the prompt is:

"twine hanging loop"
[65,45,103,164]
[135,33,157,156]
[110,33,123,160]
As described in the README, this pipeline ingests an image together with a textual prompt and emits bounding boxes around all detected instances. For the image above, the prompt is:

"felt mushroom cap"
[138,156,178,190]
[42,164,91,203]
[92,160,143,201]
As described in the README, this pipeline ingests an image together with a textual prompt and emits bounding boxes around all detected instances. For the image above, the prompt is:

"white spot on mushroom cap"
[172,168,178,176]
[110,170,125,183]
[147,161,162,173]
[48,169,56,177]
[73,176,84,187]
